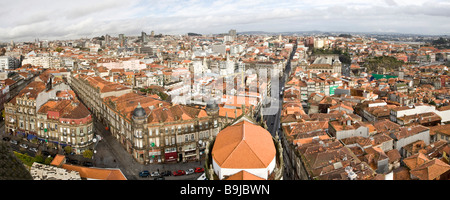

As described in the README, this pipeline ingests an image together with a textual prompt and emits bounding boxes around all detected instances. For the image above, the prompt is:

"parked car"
[2,137,10,141]
[195,167,204,173]
[19,143,28,149]
[161,170,172,176]
[186,168,194,175]
[82,161,93,167]
[172,170,186,176]
[41,151,51,157]
[10,140,18,145]
[151,171,160,177]
[139,170,150,178]
[29,147,38,152]
[197,173,208,180]
[68,159,79,165]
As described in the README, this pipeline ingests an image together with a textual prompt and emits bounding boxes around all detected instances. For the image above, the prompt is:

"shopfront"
[149,149,162,163]
[164,147,177,163]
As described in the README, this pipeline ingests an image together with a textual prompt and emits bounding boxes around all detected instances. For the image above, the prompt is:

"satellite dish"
[93,138,97,143]
[198,140,203,145]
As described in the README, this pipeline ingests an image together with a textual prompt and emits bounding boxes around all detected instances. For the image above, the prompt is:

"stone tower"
[333,59,342,76]
[131,102,148,164]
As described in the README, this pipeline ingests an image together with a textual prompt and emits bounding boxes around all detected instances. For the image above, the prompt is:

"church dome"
[206,100,219,110]
[132,102,146,118]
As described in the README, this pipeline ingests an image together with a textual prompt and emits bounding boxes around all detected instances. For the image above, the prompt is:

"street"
[91,119,204,180]
[265,42,297,137]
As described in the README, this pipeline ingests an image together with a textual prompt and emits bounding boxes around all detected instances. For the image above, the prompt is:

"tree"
[44,156,53,165]
[339,52,352,64]
[34,154,44,164]
[31,138,39,144]
[83,149,94,159]
[363,56,404,72]
[55,47,63,53]
[64,146,72,154]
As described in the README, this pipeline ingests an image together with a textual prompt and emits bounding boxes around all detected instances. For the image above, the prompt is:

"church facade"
[299,55,342,76]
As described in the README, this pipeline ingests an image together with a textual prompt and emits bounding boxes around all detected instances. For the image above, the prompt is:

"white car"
[29,147,38,152]
[197,173,207,180]
[151,171,160,177]
[186,168,195,175]
[19,143,28,149]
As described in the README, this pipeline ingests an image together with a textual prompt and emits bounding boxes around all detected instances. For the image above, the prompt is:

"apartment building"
[4,79,94,154]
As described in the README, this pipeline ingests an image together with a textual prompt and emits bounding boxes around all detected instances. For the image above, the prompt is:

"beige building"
[5,76,94,154]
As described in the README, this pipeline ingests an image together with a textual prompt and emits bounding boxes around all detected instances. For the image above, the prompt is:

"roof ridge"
[222,139,266,168]
[221,123,266,168]
[221,124,245,164]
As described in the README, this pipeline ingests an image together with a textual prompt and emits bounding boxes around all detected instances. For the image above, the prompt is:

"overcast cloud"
[0,0,449,42]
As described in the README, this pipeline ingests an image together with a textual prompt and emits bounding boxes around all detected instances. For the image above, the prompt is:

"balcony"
[134,134,144,139]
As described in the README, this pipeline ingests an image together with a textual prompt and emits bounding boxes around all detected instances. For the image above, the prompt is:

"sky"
[0,0,449,42]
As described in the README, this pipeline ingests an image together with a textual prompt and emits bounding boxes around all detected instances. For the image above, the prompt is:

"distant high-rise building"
[227,29,237,42]
[0,56,19,70]
[105,34,111,46]
[141,31,148,43]
[229,29,236,37]
[118,34,125,47]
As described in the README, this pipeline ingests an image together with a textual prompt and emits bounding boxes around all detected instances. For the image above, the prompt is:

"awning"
[164,152,178,162]
[27,134,37,140]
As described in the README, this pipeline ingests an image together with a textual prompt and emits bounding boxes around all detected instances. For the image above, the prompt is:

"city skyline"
[1,0,449,42]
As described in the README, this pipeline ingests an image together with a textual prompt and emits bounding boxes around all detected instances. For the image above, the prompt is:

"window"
[185,135,188,142]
